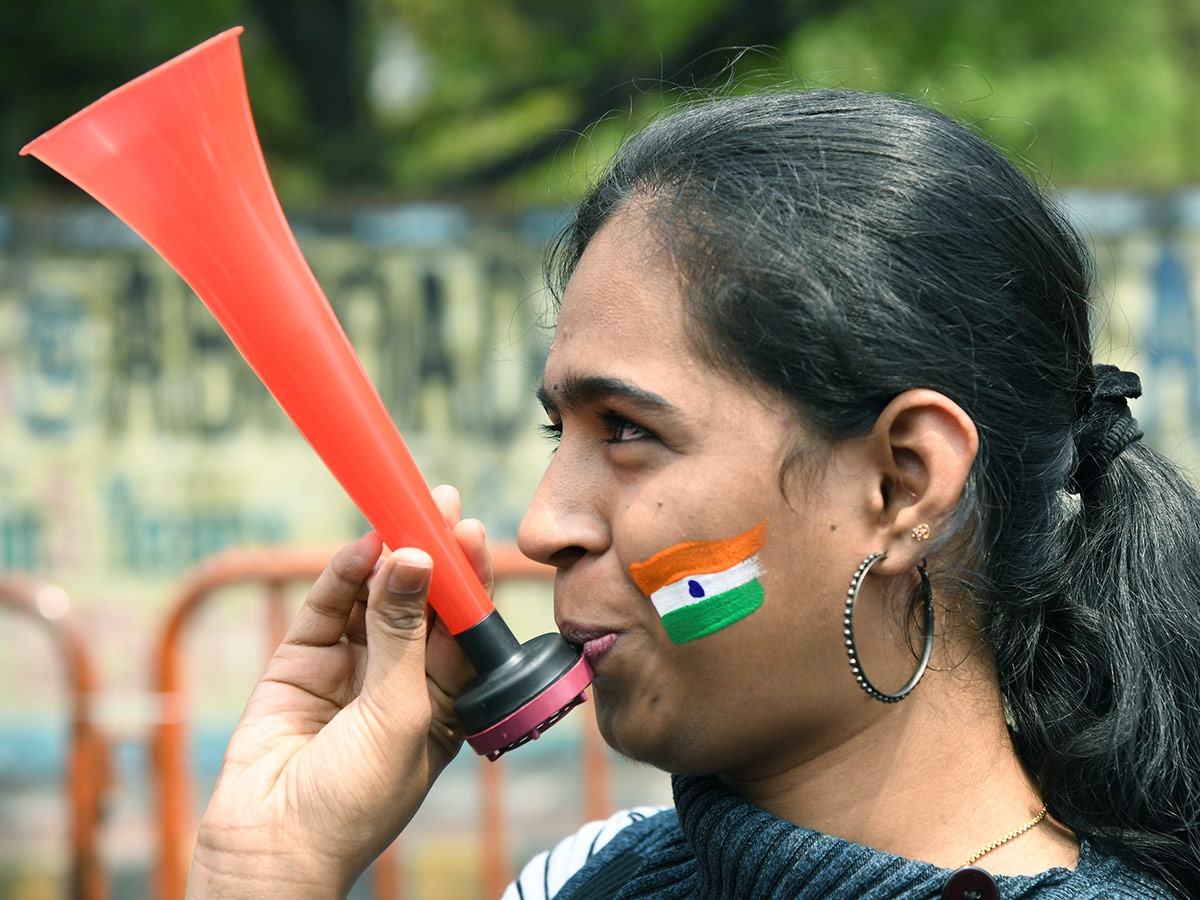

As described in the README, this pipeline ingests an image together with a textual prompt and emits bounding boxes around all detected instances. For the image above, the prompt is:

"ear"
[863,389,978,575]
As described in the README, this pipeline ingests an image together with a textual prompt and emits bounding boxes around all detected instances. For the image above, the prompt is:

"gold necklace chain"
[960,804,1049,868]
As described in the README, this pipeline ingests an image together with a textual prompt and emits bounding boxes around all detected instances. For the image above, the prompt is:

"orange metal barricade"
[149,545,344,900]
[150,542,612,900]
[0,574,111,900]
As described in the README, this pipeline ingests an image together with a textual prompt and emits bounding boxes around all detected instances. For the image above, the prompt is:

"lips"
[582,632,619,663]
[559,623,621,664]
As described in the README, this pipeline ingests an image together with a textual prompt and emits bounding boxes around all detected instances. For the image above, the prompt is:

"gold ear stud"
[911,523,930,542]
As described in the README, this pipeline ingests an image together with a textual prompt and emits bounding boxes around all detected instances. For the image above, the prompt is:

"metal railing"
[0,574,111,900]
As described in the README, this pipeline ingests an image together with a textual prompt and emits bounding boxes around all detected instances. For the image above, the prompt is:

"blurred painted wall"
[0,189,1196,896]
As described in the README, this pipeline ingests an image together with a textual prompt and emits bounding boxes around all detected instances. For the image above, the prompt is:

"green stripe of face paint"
[660,579,765,644]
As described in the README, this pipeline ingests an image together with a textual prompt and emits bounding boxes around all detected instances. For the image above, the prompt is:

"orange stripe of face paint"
[629,520,766,595]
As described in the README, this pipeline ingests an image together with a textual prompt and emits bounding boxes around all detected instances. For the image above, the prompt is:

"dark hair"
[546,90,1200,896]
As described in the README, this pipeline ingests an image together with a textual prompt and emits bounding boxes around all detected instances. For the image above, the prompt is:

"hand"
[187,485,486,899]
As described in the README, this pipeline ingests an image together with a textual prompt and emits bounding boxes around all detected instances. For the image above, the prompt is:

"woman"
[185,90,1200,899]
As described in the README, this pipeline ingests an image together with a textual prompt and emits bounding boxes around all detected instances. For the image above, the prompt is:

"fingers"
[426,614,477,699]
[452,517,493,596]
[286,533,383,648]
[429,484,491,594]
[360,548,436,710]
[431,484,461,530]
[355,485,488,716]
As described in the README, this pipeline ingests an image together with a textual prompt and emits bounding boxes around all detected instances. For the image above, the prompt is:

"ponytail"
[999,435,1200,898]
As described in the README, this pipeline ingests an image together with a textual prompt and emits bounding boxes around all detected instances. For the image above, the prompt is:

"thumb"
[362,548,434,710]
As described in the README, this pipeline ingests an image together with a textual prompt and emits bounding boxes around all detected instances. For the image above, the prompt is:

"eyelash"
[599,412,654,444]
[537,413,656,445]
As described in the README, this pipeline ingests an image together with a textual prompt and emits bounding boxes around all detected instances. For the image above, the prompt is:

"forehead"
[546,212,702,386]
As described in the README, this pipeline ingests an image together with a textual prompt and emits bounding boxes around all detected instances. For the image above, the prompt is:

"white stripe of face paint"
[649,555,764,617]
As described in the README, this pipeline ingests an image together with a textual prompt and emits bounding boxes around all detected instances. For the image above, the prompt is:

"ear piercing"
[911,523,930,542]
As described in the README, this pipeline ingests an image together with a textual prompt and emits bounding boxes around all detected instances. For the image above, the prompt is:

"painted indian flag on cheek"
[629,521,766,644]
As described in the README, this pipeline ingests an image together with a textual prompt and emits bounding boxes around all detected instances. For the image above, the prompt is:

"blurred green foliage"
[4,0,1198,210]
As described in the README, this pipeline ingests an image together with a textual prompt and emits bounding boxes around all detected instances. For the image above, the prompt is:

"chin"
[591,683,717,774]
[592,683,663,764]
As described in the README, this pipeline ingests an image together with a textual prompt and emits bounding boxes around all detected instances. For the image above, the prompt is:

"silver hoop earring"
[843,553,935,703]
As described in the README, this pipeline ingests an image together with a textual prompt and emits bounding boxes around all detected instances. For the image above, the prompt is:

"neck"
[719,665,1079,875]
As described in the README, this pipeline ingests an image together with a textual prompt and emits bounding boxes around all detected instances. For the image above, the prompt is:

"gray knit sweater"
[533,774,1175,900]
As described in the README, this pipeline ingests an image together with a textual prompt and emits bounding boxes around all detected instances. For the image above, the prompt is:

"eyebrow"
[536,375,677,416]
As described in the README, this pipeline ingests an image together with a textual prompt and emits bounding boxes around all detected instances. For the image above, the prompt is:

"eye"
[600,412,655,444]
[538,421,563,444]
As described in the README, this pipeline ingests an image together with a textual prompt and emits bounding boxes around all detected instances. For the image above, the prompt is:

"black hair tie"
[1067,364,1143,493]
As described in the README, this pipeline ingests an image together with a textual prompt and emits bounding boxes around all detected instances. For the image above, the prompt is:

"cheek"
[749,545,873,712]
[595,630,804,773]
[592,639,730,769]
[628,518,769,645]
[601,515,871,770]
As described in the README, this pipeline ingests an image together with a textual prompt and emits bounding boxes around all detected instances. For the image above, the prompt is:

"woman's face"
[518,210,888,778]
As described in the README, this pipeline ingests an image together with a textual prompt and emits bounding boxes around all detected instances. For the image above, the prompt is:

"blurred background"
[1,0,1198,898]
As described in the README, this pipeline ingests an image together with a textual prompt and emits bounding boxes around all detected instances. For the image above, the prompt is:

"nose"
[517,449,610,570]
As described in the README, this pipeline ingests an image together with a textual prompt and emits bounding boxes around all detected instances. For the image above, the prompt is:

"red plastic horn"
[20,27,590,759]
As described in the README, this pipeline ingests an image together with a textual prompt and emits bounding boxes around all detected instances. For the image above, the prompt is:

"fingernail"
[387,553,431,594]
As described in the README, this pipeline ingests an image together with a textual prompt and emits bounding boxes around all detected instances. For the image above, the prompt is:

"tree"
[4,0,1198,210]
